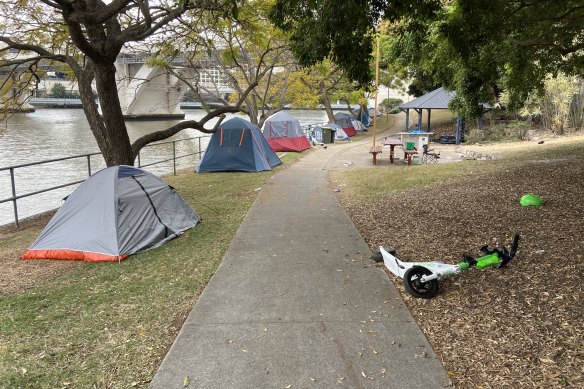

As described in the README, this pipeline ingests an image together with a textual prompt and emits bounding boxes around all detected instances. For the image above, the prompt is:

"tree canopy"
[0,0,249,166]
[271,0,584,117]
[269,0,384,86]
[286,60,365,121]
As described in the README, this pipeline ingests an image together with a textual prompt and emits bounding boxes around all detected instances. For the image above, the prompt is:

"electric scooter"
[375,234,520,299]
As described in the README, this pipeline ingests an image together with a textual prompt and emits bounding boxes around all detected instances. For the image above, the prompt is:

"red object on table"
[383,138,403,164]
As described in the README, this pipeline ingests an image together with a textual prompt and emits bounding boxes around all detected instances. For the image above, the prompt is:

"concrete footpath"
[150,126,451,388]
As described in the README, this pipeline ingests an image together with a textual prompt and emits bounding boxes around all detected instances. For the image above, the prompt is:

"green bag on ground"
[520,194,543,206]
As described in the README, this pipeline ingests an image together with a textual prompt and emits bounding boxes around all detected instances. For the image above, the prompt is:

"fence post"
[137,152,141,167]
[10,168,19,229]
[86,155,92,177]
[173,140,177,176]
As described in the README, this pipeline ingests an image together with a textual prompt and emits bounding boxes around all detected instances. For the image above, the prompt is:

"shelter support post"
[427,109,432,131]
[416,109,423,131]
[404,109,410,131]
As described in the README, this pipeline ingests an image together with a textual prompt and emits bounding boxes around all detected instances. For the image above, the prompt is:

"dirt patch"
[335,150,584,387]
[0,211,80,296]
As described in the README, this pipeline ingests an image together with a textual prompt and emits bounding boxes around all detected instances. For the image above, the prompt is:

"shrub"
[380,97,403,113]
[465,120,530,143]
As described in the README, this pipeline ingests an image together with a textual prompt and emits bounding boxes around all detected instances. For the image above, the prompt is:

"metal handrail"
[1,120,330,229]
[0,135,210,229]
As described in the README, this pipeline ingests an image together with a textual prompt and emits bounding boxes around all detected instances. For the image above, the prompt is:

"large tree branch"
[509,37,584,55]
[0,37,68,63]
[131,76,259,156]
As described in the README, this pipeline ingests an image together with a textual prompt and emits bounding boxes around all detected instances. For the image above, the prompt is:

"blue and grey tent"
[196,117,282,172]
[353,105,372,127]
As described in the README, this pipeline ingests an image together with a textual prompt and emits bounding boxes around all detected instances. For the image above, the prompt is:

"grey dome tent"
[21,165,200,262]
[333,112,357,136]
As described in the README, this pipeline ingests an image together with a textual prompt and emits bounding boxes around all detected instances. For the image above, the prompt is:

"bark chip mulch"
[336,154,584,388]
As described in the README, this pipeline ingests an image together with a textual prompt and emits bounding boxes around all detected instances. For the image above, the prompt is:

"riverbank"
[0,108,332,226]
[3,117,582,387]
[0,120,393,387]
[0,160,285,387]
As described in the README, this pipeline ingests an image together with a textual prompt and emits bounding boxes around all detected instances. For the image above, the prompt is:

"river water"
[0,108,331,226]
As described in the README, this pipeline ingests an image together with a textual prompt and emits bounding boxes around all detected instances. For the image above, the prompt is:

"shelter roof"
[399,87,455,110]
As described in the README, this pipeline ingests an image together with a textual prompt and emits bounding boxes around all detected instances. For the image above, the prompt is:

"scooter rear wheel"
[403,266,438,299]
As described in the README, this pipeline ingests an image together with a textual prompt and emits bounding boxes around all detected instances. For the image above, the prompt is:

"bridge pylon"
[115,57,186,120]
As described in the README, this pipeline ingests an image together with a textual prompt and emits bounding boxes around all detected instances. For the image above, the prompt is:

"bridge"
[1,50,234,120]
[116,54,188,119]
[0,60,36,113]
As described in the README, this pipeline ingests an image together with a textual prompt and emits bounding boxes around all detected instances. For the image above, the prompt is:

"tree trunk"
[246,96,259,125]
[92,63,133,166]
[322,96,335,122]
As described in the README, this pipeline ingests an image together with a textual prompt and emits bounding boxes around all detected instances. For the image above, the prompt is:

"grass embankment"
[332,137,584,387]
[334,136,584,200]
[0,152,302,388]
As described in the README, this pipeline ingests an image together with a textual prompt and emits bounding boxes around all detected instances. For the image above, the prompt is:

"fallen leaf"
[183,375,190,387]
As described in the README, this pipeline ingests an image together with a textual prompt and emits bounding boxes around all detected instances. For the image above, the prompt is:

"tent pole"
[373,33,380,147]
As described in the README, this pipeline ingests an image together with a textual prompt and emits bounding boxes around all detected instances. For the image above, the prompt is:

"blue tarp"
[196,117,282,173]
[353,108,371,127]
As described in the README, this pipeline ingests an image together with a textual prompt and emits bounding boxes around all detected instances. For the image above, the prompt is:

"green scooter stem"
[457,262,470,271]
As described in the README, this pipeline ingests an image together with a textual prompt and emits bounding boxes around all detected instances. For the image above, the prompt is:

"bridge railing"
[0,135,210,229]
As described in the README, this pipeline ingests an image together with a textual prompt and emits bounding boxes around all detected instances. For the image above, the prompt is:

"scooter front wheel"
[403,266,439,299]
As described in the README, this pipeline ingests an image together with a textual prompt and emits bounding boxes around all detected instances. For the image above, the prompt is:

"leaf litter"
[335,148,584,388]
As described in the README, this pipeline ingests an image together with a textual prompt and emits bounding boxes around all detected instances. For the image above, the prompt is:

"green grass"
[375,114,396,132]
[410,109,456,129]
[332,162,480,199]
[0,154,297,388]
[332,137,584,201]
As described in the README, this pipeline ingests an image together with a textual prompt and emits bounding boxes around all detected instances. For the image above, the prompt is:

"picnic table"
[403,148,419,165]
[369,145,383,165]
[383,137,403,164]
